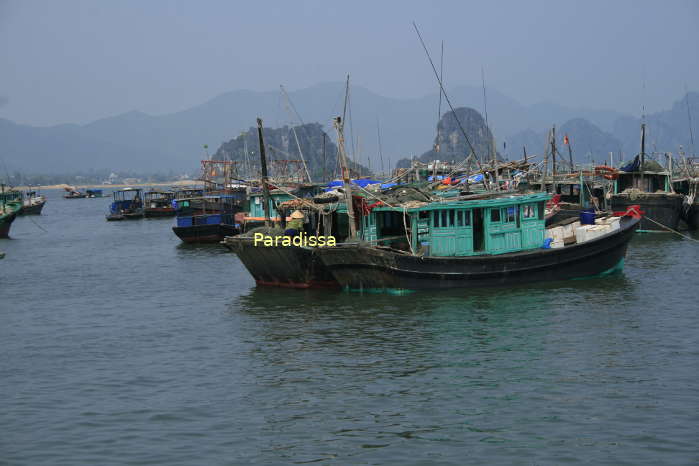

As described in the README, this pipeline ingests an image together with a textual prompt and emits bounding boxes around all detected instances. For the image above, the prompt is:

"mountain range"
[1,82,696,175]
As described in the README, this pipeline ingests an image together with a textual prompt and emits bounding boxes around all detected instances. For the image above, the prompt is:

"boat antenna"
[685,83,696,158]
[412,21,488,182]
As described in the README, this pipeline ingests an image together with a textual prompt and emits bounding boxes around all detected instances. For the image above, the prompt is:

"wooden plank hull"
[18,201,46,215]
[317,217,640,292]
[681,203,699,231]
[0,211,17,238]
[144,208,176,217]
[173,224,240,243]
[223,236,338,289]
[610,193,683,232]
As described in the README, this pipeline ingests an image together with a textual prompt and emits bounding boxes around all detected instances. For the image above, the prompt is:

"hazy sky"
[1,0,698,126]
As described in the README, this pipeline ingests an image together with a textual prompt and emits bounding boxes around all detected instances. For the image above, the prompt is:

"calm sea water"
[1,189,698,465]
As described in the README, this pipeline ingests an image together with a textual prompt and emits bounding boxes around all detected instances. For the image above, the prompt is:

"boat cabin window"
[522,204,536,219]
[537,202,545,219]
[490,209,500,223]
[432,209,468,228]
[504,206,517,223]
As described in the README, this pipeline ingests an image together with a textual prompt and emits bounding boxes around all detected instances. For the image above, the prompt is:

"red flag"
[563,135,570,145]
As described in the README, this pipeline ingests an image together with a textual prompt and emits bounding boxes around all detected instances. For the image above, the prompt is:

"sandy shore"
[14,180,203,191]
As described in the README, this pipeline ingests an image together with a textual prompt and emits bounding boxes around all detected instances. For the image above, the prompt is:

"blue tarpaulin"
[326,179,383,189]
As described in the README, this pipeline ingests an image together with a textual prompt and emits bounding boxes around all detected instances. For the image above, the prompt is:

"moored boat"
[609,124,683,232]
[64,186,87,199]
[86,189,104,198]
[18,190,46,215]
[172,161,246,243]
[316,192,641,293]
[144,190,176,217]
[106,188,144,220]
[1,184,20,238]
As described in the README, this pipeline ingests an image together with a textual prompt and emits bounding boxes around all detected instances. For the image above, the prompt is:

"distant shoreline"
[14,180,203,191]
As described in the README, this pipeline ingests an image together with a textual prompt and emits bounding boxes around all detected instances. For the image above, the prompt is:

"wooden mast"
[256,118,272,227]
[551,125,557,194]
[334,116,357,239]
[640,123,646,190]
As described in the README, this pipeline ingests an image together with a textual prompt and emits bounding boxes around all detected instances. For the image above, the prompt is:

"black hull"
[18,201,45,215]
[0,211,17,238]
[610,193,682,232]
[317,217,640,292]
[173,224,240,243]
[223,237,338,289]
[144,208,176,218]
[681,203,699,231]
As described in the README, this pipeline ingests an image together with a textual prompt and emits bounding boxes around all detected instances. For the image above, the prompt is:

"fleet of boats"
[2,118,696,293]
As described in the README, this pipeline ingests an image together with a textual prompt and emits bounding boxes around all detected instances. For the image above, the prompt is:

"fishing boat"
[609,125,682,232]
[1,184,20,238]
[172,161,247,243]
[144,190,176,217]
[106,188,144,220]
[18,190,47,215]
[316,191,641,293]
[86,189,103,198]
[64,186,86,199]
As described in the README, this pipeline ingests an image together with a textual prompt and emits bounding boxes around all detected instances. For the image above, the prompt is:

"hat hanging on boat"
[290,210,305,219]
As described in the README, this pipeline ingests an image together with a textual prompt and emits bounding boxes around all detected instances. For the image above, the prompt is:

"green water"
[1,189,698,465]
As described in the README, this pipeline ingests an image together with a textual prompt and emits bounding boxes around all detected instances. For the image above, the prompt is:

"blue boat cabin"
[360,193,550,256]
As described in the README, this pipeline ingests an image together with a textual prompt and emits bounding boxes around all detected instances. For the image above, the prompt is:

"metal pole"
[256,118,272,227]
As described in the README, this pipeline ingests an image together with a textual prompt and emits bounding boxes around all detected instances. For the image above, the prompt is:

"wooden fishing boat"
[1,185,19,238]
[172,161,247,243]
[64,186,86,199]
[144,190,176,217]
[316,192,641,293]
[106,188,144,220]
[18,190,46,215]
[86,189,103,198]
[610,124,683,232]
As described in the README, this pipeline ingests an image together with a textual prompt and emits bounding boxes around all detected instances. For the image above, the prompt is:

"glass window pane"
[442,210,448,227]
[491,209,500,222]
[449,209,455,226]
[464,210,471,226]
[456,210,463,227]
[433,210,440,227]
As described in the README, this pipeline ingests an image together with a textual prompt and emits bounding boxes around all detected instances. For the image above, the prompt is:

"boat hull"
[144,208,176,217]
[173,224,240,243]
[317,216,640,292]
[610,193,682,232]
[223,236,338,289]
[18,201,45,215]
[0,211,17,238]
[681,203,699,230]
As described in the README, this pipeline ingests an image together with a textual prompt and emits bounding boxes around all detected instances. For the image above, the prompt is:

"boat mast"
[640,123,646,189]
[256,118,273,227]
[551,125,557,193]
[335,116,357,239]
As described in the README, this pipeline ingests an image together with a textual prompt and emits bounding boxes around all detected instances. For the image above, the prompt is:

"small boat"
[86,189,104,198]
[144,190,176,217]
[316,192,641,293]
[1,184,20,238]
[609,124,683,232]
[172,161,247,243]
[106,188,144,221]
[0,251,5,259]
[64,186,86,199]
[18,190,47,215]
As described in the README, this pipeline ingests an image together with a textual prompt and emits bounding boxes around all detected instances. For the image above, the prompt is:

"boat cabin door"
[473,208,485,252]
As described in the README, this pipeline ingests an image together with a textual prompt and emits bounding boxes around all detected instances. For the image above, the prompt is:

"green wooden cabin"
[359,193,550,256]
